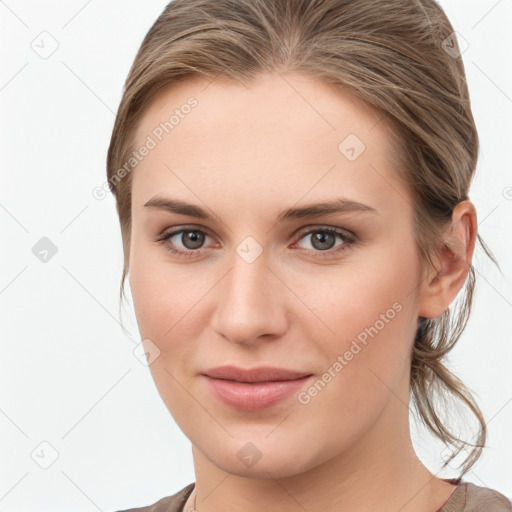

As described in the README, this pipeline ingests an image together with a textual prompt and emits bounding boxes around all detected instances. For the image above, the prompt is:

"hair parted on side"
[106,0,499,475]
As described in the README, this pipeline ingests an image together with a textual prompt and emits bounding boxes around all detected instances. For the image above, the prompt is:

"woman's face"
[128,72,428,478]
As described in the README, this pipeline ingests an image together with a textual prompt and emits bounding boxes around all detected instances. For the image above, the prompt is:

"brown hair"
[106,0,499,475]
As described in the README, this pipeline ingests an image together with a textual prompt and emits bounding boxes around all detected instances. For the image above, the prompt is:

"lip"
[201,365,313,411]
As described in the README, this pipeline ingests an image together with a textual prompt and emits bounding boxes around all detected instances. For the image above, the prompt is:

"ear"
[417,200,477,319]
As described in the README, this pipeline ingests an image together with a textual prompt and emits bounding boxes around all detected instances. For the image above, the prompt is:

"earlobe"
[417,200,477,319]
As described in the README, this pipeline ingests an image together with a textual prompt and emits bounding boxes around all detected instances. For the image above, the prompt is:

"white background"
[1,1,511,510]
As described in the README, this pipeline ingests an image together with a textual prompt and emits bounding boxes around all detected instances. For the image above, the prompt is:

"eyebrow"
[143,195,378,223]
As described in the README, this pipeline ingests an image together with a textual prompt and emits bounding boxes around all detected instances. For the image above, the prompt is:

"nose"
[210,248,288,346]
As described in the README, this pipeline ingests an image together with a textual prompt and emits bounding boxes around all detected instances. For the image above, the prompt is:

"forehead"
[133,71,385,149]
[130,72,405,215]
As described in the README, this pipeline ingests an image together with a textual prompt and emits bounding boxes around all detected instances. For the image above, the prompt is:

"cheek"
[128,250,206,423]
[129,240,197,339]
[295,242,418,335]
[293,244,420,397]
[128,244,217,385]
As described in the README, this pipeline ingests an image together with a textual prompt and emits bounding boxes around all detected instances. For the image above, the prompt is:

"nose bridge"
[211,242,286,344]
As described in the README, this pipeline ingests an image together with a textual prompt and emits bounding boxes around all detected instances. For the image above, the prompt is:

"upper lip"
[202,365,312,383]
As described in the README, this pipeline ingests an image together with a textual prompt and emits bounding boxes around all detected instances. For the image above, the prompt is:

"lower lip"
[203,375,313,411]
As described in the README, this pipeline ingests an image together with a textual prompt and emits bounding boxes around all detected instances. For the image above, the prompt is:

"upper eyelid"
[159,224,352,236]
[296,225,353,237]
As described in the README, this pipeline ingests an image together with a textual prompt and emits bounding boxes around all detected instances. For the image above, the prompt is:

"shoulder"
[443,481,512,512]
[463,482,512,511]
[113,482,195,512]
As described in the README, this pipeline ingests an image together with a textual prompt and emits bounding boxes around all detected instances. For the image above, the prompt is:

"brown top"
[115,480,512,512]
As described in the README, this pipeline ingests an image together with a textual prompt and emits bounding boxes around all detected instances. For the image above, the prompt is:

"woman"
[107,0,511,510]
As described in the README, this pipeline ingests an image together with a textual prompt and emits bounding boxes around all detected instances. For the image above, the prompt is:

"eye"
[155,225,355,259]
[293,227,355,258]
[155,227,212,258]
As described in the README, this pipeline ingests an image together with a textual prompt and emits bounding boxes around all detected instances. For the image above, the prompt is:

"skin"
[128,72,476,512]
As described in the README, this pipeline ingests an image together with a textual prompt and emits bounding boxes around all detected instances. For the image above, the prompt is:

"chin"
[196,435,321,479]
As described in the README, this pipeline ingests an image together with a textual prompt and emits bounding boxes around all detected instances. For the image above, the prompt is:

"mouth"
[201,366,313,411]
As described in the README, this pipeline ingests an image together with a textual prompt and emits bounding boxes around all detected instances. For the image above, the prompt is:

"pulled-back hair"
[106,0,499,475]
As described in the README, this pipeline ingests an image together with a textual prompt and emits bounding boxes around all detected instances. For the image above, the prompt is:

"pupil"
[312,232,335,250]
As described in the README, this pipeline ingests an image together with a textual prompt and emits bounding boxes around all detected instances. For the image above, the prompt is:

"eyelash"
[155,225,356,260]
